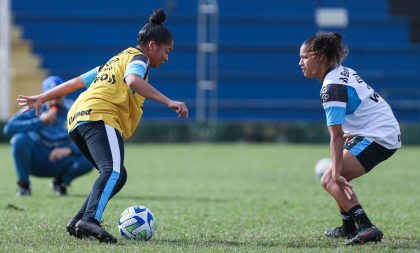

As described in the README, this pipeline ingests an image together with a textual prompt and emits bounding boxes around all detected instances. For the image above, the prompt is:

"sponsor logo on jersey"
[68,109,93,125]
[321,93,330,102]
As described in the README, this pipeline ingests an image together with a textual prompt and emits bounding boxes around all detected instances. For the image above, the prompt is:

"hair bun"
[332,32,342,43]
[149,8,166,25]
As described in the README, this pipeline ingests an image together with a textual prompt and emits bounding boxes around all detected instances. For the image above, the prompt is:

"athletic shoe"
[50,178,67,196]
[345,226,383,245]
[16,181,31,196]
[75,220,117,244]
[16,187,31,196]
[325,226,357,239]
[66,218,83,239]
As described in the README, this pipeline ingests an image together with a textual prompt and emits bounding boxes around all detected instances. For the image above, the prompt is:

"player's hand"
[40,106,58,125]
[49,147,72,162]
[17,95,43,116]
[168,100,188,118]
[334,176,353,200]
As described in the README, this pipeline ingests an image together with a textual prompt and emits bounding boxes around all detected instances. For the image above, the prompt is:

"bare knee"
[320,173,331,191]
[320,167,333,189]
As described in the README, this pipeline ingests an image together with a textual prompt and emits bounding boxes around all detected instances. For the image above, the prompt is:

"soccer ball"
[314,157,331,179]
[118,205,155,240]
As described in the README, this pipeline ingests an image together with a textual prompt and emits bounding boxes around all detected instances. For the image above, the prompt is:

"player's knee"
[96,162,117,174]
[120,167,127,187]
[109,167,127,198]
[320,174,333,191]
[75,156,94,173]
[10,133,30,150]
[116,166,127,189]
[320,174,328,189]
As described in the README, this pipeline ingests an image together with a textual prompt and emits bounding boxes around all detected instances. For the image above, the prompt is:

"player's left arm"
[124,55,188,118]
[3,108,42,136]
[125,74,188,118]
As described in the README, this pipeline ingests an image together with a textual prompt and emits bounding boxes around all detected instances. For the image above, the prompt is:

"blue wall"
[12,0,420,122]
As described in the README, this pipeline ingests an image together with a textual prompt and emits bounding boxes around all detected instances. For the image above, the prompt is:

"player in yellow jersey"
[17,9,188,243]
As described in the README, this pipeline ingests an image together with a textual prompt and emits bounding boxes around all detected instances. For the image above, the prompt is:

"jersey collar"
[322,66,336,82]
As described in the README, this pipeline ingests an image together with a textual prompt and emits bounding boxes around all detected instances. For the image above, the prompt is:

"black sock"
[340,210,357,233]
[17,181,30,189]
[348,204,373,230]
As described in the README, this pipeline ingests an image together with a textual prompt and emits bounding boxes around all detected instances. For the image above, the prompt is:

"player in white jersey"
[299,32,401,245]
[322,66,400,150]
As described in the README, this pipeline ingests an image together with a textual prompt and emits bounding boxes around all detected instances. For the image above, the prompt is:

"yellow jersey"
[67,47,148,140]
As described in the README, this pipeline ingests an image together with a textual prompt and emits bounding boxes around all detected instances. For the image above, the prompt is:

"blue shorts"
[344,136,397,172]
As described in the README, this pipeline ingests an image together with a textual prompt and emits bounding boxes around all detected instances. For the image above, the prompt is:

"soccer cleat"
[16,187,31,196]
[66,218,84,239]
[50,178,67,196]
[325,226,357,239]
[16,181,31,196]
[345,226,383,245]
[75,220,117,244]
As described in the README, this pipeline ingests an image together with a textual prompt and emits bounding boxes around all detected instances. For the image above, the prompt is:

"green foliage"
[132,122,420,143]
[0,144,419,252]
[2,121,420,143]
[131,122,330,143]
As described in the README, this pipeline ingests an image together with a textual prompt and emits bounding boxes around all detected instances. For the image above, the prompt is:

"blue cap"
[42,75,64,92]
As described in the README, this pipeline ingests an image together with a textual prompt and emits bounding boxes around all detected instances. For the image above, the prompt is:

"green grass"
[0,143,419,252]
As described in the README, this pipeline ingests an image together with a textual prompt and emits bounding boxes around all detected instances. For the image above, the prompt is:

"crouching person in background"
[3,76,93,196]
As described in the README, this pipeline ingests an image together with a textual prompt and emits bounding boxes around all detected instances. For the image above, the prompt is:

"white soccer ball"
[314,157,331,179]
[118,205,155,240]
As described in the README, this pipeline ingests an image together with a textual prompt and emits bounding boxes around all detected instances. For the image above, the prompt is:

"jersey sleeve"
[124,54,149,81]
[320,83,348,126]
[80,66,99,88]
[3,108,43,136]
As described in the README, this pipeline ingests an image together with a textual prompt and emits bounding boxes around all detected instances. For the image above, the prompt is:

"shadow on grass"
[282,236,420,250]
[148,238,329,249]
[380,237,420,250]
[63,194,228,203]
[147,236,420,250]
[148,237,313,249]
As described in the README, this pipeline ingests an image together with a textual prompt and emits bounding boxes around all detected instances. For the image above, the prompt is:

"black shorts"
[344,136,397,172]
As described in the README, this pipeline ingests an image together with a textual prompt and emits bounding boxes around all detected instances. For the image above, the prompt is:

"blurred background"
[1,0,419,143]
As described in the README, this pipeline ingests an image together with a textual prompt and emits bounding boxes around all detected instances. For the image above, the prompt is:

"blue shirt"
[3,100,81,154]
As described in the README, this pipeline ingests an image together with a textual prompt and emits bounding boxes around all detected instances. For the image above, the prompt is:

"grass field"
[0,143,419,252]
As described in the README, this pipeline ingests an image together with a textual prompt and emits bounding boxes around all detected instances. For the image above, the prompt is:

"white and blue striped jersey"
[321,65,401,149]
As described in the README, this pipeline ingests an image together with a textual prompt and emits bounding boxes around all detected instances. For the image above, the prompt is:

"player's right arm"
[17,68,99,116]
[3,108,41,136]
[321,83,353,199]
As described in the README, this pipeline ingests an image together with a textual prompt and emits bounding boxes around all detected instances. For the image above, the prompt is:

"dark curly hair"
[137,9,173,47]
[303,31,348,66]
